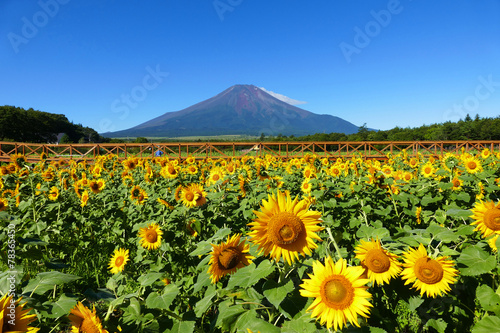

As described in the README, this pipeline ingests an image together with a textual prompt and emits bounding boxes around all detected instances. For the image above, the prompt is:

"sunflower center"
[483,208,500,231]
[115,256,124,267]
[213,174,220,181]
[322,276,354,309]
[185,192,195,201]
[132,189,140,197]
[364,249,391,273]
[80,317,100,333]
[146,230,158,243]
[219,248,241,270]
[424,167,431,174]
[468,161,477,169]
[453,179,461,187]
[414,257,444,284]
[269,212,303,245]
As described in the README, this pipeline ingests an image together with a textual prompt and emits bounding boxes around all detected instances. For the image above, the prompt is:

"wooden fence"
[1,141,499,163]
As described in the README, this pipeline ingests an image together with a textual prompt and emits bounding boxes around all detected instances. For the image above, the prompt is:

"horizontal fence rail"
[1,141,499,163]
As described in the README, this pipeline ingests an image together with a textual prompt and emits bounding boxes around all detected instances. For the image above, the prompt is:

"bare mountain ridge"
[104,84,360,137]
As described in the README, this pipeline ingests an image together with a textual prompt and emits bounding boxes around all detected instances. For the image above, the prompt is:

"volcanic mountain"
[104,85,360,137]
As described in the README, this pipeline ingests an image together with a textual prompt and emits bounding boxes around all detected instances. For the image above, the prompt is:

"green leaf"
[195,290,216,317]
[193,271,211,293]
[280,317,318,333]
[23,271,80,295]
[215,301,246,329]
[472,316,500,333]
[456,192,471,202]
[45,294,78,318]
[234,309,280,333]
[446,208,473,217]
[168,321,196,333]
[425,318,447,333]
[408,296,424,311]
[145,284,179,310]
[262,279,294,309]
[247,259,275,287]
[477,284,500,316]
[138,272,164,286]
[457,245,497,276]
[189,241,212,256]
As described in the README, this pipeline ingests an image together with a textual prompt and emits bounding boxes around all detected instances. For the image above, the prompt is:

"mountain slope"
[104,85,359,137]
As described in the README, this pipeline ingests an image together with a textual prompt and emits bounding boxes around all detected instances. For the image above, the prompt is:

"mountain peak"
[104,85,360,137]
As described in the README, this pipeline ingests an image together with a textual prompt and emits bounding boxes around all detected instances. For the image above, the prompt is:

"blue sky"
[1,0,499,134]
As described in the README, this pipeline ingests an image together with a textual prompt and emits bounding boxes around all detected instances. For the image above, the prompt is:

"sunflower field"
[1,148,499,332]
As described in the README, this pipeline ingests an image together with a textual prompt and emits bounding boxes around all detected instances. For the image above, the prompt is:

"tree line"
[1,105,499,144]
[266,114,500,142]
[0,105,104,143]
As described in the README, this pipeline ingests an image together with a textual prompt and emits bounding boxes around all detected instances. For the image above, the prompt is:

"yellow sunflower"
[160,163,179,179]
[470,200,500,238]
[462,156,483,174]
[68,302,108,333]
[400,244,458,298]
[207,234,254,283]
[247,190,323,265]
[481,148,491,159]
[451,177,463,191]
[48,186,59,201]
[354,239,402,285]
[299,257,372,331]
[0,197,8,212]
[108,248,129,274]
[420,163,435,178]
[130,185,148,205]
[88,179,106,194]
[301,179,312,194]
[416,206,422,224]
[180,186,198,208]
[80,190,89,207]
[138,223,163,250]
[189,183,207,207]
[207,166,225,185]
[487,234,498,253]
[0,293,40,332]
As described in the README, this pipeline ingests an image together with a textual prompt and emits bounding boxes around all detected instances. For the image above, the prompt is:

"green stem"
[326,227,342,259]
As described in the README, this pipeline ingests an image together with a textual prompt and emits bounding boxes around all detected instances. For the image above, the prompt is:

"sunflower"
[207,166,225,185]
[108,248,129,274]
[80,190,89,207]
[122,157,138,170]
[0,197,8,212]
[462,156,483,174]
[420,163,435,178]
[160,163,179,179]
[130,185,148,205]
[0,293,40,332]
[180,186,199,208]
[487,234,498,253]
[400,244,458,298]
[207,234,254,283]
[42,170,55,182]
[301,179,312,194]
[299,257,372,331]
[189,183,207,207]
[481,148,491,159]
[88,179,105,194]
[303,165,316,179]
[470,200,500,238]
[48,186,59,201]
[354,239,402,285]
[416,206,422,224]
[138,223,163,250]
[451,177,463,191]
[186,164,198,175]
[247,190,323,265]
[68,302,108,333]
[157,198,175,210]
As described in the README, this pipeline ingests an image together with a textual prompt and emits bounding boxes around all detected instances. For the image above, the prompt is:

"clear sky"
[1,0,499,133]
